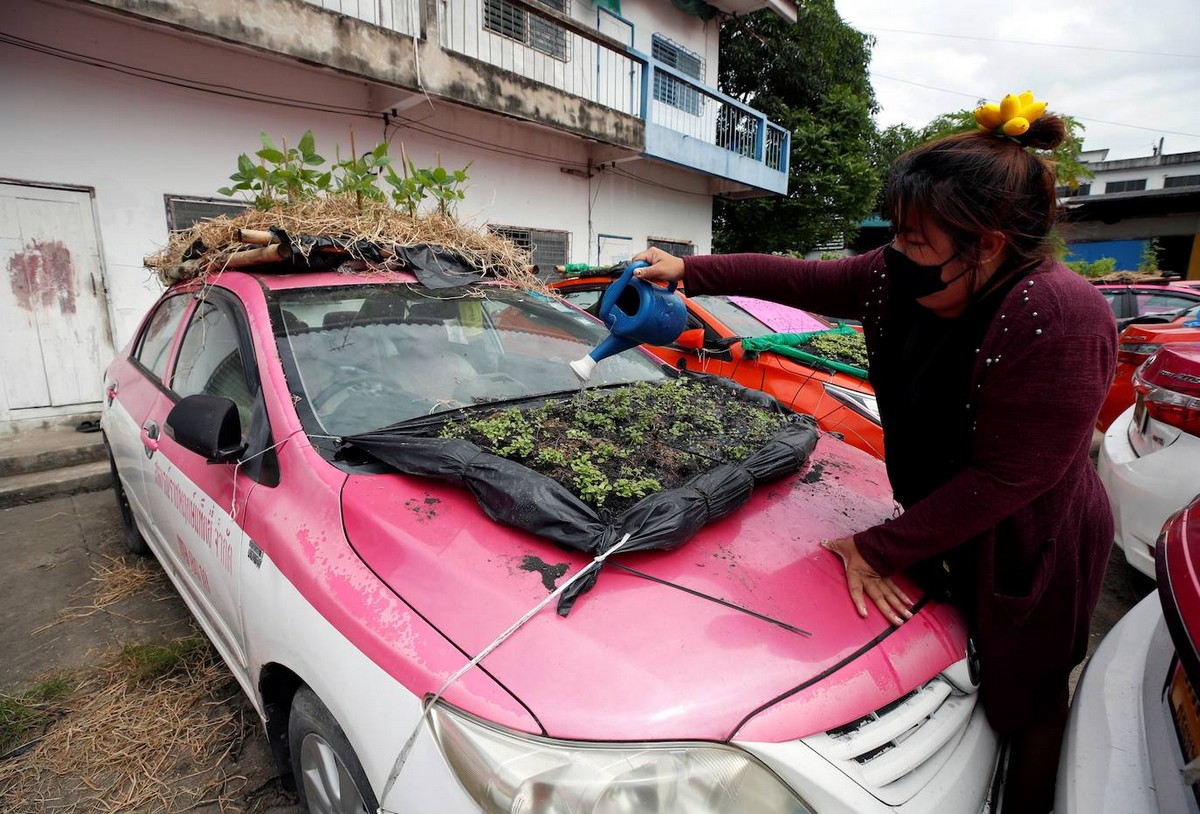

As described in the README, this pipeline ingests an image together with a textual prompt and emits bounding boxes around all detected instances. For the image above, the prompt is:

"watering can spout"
[569,260,687,381]
[569,333,639,381]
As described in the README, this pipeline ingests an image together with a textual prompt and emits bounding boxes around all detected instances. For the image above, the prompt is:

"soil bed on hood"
[436,378,788,515]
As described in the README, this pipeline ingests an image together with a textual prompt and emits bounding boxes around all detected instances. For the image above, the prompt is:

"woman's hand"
[822,537,914,626]
[631,247,685,284]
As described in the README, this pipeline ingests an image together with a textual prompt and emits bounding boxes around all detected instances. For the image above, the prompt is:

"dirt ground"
[0,490,296,814]
[0,486,1154,812]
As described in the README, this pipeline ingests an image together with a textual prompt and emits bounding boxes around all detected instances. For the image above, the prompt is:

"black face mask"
[884,244,969,299]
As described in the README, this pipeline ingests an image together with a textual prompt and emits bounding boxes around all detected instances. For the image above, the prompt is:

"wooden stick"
[213,243,289,270]
[236,229,278,246]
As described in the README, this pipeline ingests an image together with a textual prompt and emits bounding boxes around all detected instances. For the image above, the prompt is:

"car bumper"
[1099,405,1200,579]
[1056,593,1193,814]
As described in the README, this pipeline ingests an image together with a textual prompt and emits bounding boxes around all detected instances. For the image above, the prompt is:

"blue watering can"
[569,260,688,380]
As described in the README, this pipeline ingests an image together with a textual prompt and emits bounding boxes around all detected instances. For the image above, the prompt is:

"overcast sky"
[832,0,1200,161]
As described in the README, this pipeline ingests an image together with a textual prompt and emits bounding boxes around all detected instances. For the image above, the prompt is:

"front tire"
[289,686,379,814]
[104,439,150,556]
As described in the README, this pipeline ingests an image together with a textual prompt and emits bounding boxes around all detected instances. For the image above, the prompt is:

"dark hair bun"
[1019,114,1067,151]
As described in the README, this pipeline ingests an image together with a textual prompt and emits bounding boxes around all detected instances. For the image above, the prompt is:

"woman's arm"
[853,318,1115,575]
[634,247,882,323]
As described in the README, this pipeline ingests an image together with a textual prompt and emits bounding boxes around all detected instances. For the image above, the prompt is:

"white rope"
[379,532,635,803]
[228,428,339,519]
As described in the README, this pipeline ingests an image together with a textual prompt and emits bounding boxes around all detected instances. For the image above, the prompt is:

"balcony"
[311,0,790,196]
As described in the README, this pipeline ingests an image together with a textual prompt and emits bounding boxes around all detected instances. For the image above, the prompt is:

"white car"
[1099,343,1200,578]
[1056,492,1200,814]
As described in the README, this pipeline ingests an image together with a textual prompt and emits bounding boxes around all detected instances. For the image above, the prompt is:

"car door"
[141,290,271,680]
[105,293,193,522]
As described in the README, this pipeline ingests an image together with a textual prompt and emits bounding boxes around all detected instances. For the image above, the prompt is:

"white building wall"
[1,1,712,361]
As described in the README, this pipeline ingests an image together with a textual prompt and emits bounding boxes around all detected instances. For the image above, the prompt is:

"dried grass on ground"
[144,194,542,291]
[1,556,277,813]
[0,638,253,814]
[34,555,168,633]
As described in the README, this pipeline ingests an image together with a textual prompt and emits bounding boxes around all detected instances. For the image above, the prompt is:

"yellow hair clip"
[974,91,1048,137]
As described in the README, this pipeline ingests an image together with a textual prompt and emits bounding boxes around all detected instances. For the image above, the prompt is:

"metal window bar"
[165,196,249,232]
[440,0,642,116]
[484,0,569,60]
[300,0,422,36]
[646,238,694,257]
[490,225,570,272]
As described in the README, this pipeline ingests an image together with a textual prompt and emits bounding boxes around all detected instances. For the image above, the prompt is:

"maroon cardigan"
[684,247,1117,732]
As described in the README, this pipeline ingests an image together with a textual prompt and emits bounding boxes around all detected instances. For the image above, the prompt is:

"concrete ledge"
[0,461,113,510]
[0,428,107,478]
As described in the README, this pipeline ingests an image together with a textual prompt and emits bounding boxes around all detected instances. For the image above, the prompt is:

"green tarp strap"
[740,325,868,380]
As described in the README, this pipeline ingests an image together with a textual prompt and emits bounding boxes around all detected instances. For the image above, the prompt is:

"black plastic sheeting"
[187,228,488,286]
[344,376,819,615]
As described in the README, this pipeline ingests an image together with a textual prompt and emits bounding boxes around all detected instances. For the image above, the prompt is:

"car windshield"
[273,283,665,437]
[689,295,829,337]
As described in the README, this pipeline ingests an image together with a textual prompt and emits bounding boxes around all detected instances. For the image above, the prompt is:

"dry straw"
[0,640,252,813]
[143,194,545,293]
[33,555,166,634]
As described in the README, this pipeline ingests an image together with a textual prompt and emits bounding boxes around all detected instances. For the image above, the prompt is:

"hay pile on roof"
[144,194,542,291]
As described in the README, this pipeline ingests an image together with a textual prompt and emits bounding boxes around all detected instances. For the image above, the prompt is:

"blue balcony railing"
[300,0,789,194]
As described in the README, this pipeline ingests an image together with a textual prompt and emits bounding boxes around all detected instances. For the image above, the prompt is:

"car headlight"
[823,383,880,425]
[430,703,815,814]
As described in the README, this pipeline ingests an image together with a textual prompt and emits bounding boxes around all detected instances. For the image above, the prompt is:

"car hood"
[342,434,967,742]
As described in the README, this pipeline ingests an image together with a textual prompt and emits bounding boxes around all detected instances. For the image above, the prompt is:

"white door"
[0,183,114,412]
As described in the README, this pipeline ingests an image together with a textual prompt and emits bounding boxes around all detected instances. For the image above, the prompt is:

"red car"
[551,273,884,459]
[1093,283,1200,330]
[1097,306,1200,430]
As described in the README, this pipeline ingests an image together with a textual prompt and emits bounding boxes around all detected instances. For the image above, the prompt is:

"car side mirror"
[165,394,246,464]
[674,328,705,350]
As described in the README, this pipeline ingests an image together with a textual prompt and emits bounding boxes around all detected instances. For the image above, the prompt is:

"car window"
[274,284,665,437]
[133,294,191,383]
[1138,292,1200,316]
[689,295,777,337]
[559,288,604,315]
[171,300,255,432]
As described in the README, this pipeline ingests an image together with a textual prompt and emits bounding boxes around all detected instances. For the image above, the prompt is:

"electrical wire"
[855,25,1200,60]
[870,71,1200,139]
[0,32,381,120]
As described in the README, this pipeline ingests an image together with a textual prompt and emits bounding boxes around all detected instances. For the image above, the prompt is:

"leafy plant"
[1065,257,1118,278]
[218,131,329,210]
[801,330,868,368]
[439,379,788,511]
[334,137,391,207]
[386,153,471,217]
[218,131,471,216]
[1139,238,1162,274]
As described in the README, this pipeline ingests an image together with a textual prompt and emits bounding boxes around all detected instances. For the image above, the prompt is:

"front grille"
[802,676,978,805]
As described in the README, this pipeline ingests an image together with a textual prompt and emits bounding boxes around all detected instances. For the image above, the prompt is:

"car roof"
[1094,283,1200,295]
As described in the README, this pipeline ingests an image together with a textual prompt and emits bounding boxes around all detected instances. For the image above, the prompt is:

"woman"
[633,103,1116,813]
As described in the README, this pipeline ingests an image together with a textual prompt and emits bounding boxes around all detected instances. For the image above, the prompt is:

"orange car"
[1098,305,1200,430]
[551,273,884,459]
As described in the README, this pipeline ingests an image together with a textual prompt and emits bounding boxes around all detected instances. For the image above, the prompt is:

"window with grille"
[490,225,571,272]
[1165,174,1200,189]
[647,238,695,257]
[165,195,248,232]
[484,0,570,61]
[1105,179,1147,193]
[652,35,703,116]
[1057,183,1092,198]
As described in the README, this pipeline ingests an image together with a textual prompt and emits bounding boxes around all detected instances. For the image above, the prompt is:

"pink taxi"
[100,270,998,813]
